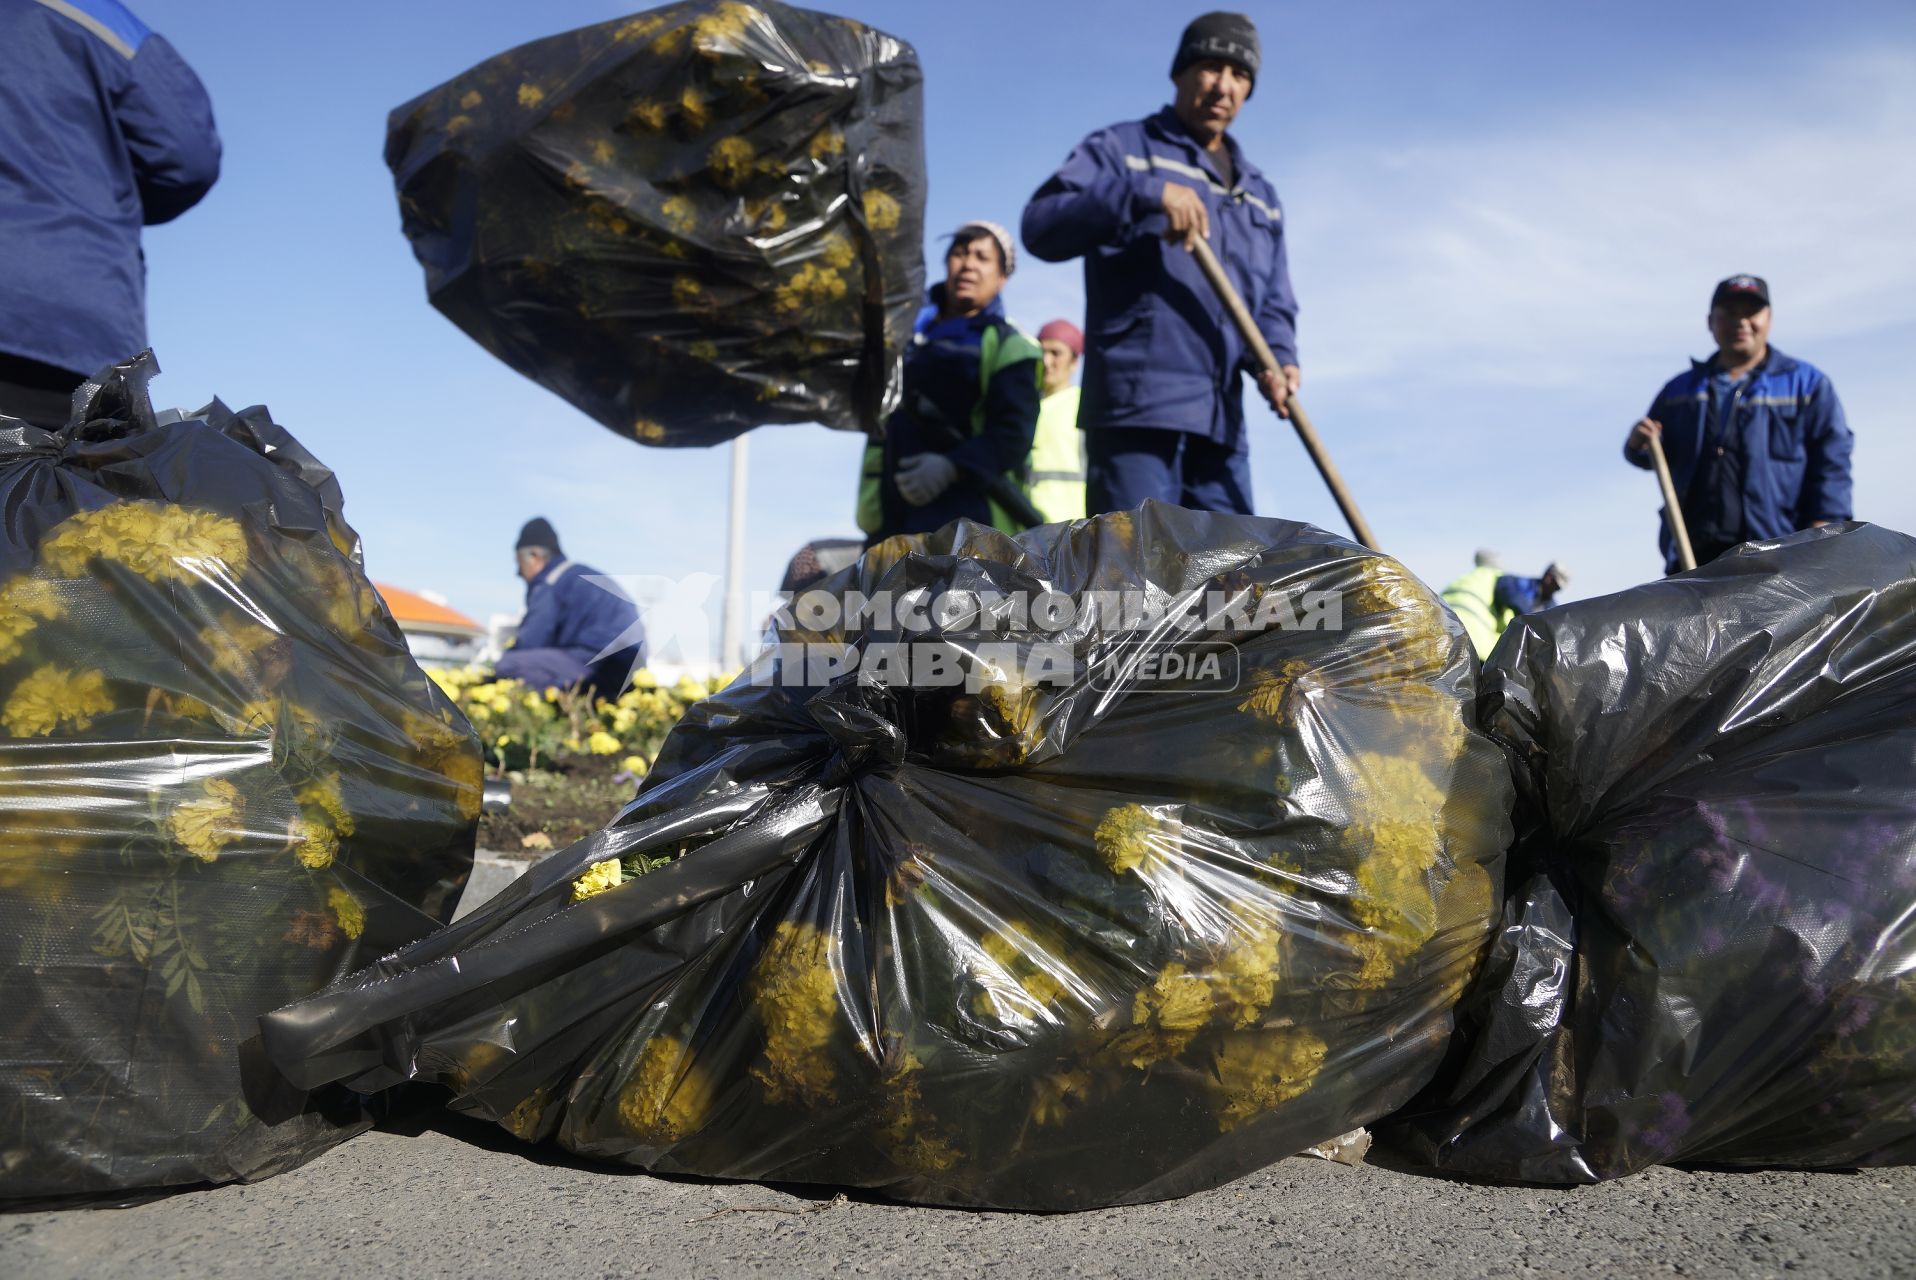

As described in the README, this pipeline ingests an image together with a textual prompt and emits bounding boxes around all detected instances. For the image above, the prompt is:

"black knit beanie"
[516,516,561,555]
[1170,12,1261,84]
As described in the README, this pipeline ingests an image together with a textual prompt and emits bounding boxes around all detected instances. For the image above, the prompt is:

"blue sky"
[130,0,1916,654]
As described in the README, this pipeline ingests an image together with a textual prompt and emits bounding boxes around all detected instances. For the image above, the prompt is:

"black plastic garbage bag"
[1384,524,1916,1182]
[0,355,482,1202]
[386,1,925,447]
[265,504,1512,1210]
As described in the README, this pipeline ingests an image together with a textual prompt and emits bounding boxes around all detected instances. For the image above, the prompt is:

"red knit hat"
[1037,319,1084,356]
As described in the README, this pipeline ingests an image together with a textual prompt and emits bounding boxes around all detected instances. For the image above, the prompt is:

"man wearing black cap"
[496,517,645,695]
[1625,276,1853,573]
[1022,12,1296,517]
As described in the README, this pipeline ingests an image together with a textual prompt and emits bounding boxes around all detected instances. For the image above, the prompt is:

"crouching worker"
[497,518,645,697]
[857,220,1042,541]
[1441,559,1568,660]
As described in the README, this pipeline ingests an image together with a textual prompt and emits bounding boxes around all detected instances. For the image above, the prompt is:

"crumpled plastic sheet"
[1383,523,1916,1182]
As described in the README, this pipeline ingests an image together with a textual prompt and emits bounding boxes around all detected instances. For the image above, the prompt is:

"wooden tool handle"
[1189,236,1379,550]
[1646,433,1697,571]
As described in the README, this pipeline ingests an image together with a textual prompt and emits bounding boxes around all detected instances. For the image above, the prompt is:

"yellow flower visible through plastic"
[3,664,111,737]
[862,189,900,230]
[39,503,247,584]
[169,777,244,862]
[1092,803,1180,876]
[617,1035,716,1144]
[707,136,755,187]
[328,885,365,940]
[291,816,338,870]
[0,575,63,662]
[747,920,840,1105]
[1210,1030,1328,1131]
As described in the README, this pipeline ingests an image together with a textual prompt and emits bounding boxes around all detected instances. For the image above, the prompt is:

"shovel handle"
[1646,433,1697,571]
[1188,236,1379,550]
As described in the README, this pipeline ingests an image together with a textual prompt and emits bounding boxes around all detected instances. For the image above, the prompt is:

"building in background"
[373,582,487,668]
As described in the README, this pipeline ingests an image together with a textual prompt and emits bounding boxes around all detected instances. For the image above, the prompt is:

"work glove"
[895,453,959,507]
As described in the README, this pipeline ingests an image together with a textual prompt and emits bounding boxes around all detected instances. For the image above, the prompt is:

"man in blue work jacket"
[1625,275,1853,574]
[0,0,221,428]
[1021,12,1297,516]
[497,518,645,697]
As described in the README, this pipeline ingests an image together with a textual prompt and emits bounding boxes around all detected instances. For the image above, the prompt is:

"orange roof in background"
[373,582,484,636]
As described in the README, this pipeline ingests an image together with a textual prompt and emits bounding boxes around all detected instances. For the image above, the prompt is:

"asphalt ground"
[6,1113,1914,1279]
[8,863,1915,1279]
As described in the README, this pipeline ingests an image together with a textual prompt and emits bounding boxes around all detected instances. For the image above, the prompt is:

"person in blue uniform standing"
[1021,12,1297,516]
[1624,275,1853,573]
[0,0,220,427]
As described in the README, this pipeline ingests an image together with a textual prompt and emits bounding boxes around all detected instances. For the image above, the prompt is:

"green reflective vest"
[855,322,1044,537]
[1028,385,1086,523]
[1440,565,1511,661]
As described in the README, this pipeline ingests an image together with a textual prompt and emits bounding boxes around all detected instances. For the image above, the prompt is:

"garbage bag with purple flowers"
[1384,523,1916,1182]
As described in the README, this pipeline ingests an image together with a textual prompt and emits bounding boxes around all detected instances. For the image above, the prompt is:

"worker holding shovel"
[1625,275,1854,573]
[1021,12,1298,519]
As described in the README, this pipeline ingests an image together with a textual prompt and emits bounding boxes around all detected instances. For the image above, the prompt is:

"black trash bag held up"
[0,355,483,1202]
[387,0,926,447]
[264,504,1513,1211]
[1384,524,1916,1182]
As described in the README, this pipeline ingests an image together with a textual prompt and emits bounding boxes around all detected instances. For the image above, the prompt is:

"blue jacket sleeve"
[1253,204,1299,369]
[1800,373,1854,522]
[118,35,221,225]
[1492,575,1546,616]
[947,355,1041,480]
[513,581,561,651]
[1623,389,1663,470]
[1021,129,1161,263]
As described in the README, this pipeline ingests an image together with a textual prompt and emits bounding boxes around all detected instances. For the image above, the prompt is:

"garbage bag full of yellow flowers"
[0,354,481,1202]
[263,503,1512,1210]
[385,0,925,447]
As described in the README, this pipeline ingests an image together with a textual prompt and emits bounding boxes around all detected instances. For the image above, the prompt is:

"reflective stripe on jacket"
[1625,347,1853,574]
[1028,384,1085,523]
[1021,106,1295,446]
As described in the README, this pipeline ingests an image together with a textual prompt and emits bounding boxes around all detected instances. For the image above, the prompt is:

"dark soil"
[478,755,641,854]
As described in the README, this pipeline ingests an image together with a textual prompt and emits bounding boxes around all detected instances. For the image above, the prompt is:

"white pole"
[720,435,748,670]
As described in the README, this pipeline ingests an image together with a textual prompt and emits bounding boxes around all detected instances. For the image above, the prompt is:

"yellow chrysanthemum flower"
[616,1035,716,1144]
[327,885,365,939]
[660,193,696,233]
[772,261,845,313]
[808,127,845,161]
[862,189,901,231]
[627,99,669,132]
[169,777,244,862]
[1210,1030,1328,1131]
[619,755,647,776]
[1092,803,1179,875]
[820,233,856,270]
[3,664,111,737]
[571,858,624,902]
[1237,658,1311,722]
[708,136,756,188]
[291,816,339,870]
[748,920,840,1105]
[0,574,64,660]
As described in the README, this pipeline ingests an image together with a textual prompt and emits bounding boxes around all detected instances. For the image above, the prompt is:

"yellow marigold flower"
[0,575,64,660]
[1210,1030,1328,1130]
[820,233,856,270]
[1213,913,1286,1028]
[1092,803,1178,875]
[748,920,840,1105]
[169,777,244,862]
[1238,658,1310,722]
[874,1049,961,1174]
[660,193,696,233]
[708,136,757,188]
[3,664,111,737]
[772,262,846,313]
[632,418,668,442]
[590,137,615,165]
[679,85,711,131]
[671,275,703,308]
[517,83,545,108]
[292,816,338,870]
[495,733,512,748]
[582,730,620,756]
[618,1034,716,1143]
[809,127,845,161]
[619,755,647,776]
[443,750,484,822]
[297,774,356,837]
[630,670,660,691]
[650,24,687,55]
[627,99,669,132]
[862,189,901,231]
[327,885,365,939]
[201,619,282,679]
[571,858,624,901]
[40,503,247,583]
[613,13,667,42]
